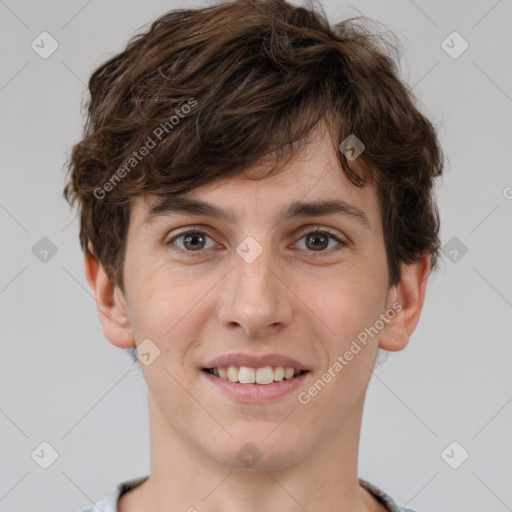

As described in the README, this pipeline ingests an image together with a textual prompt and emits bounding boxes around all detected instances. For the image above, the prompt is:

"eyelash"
[166,226,348,258]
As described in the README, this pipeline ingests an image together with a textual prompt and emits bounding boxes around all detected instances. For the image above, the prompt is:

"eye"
[166,226,348,258]
[166,229,216,256]
[294,228,347,254]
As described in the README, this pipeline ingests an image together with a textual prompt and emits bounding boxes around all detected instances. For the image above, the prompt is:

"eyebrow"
[144,195,370,228]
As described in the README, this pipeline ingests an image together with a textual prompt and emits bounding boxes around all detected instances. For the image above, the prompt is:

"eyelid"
[295,224,348,243]
[292,225,349,254]
[165,225,216,241]
[166,227,218,248]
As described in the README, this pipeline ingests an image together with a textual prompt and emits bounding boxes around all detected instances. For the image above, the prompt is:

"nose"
[216,239,294,338]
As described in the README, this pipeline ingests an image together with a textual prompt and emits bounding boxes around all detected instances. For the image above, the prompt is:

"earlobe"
[378,254,431,352]
[83,250,135,349]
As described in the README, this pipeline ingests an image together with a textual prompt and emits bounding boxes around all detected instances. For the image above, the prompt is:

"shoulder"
[359,477,422,512]
[76,475,149,512]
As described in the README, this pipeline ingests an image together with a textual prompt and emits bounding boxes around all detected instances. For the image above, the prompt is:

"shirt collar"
[85,475,402,512]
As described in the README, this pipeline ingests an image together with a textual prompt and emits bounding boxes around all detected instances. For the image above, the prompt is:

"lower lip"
[201,370,310,403]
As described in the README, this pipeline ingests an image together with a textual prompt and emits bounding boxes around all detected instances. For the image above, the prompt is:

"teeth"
[274,366,285,381]
[255,366,274,385]
[227,365,238,382]
[209,365,304,384]
[284,367,295,380]
[238,366,256,384]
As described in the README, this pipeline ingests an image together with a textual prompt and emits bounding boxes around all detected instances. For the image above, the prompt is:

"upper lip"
[203,353,310,371]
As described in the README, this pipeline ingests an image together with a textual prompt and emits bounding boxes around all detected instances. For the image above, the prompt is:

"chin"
[207,431,307,471]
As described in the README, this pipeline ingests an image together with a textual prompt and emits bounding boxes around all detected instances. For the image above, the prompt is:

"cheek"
[302,260,387,392]
[300,281,383,421]
[125,259,214,360]
[308,262,387,339]
[123,254,174,338]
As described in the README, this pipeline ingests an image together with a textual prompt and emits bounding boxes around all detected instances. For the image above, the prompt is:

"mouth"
[202,366,310,385]
[201,365,311,403]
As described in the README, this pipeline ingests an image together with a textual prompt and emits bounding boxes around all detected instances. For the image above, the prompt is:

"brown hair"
[63,0,444,293]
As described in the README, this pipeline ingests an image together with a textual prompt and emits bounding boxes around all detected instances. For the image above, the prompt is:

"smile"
[201,366,310,403]
[203,365,309,384]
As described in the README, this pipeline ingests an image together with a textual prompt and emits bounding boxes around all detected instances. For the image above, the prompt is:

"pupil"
[185,233,204,250]
[307,233,327,250]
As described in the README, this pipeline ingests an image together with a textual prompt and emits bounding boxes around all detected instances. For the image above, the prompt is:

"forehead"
[130,125,380,230]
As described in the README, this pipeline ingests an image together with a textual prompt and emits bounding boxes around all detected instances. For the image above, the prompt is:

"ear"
[83,247,135,349]
[378,254,431,352]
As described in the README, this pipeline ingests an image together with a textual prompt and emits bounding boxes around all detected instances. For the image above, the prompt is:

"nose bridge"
[218,233,293,334]
[237,237,275,287]
[234,233,281,298]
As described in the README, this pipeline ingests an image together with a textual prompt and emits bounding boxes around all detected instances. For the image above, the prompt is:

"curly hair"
[63,0,444,293]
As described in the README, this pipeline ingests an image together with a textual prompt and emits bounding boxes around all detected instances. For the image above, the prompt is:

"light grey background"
[1,0,511,511]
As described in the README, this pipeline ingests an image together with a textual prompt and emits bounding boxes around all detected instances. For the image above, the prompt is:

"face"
[118,125,394,470]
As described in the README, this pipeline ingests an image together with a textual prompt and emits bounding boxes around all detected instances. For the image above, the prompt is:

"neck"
[119,392,385,512]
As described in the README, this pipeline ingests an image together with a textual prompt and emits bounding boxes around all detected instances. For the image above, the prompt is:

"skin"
[84,122,431,512]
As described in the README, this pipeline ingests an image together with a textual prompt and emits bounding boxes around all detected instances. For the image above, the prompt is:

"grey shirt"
[78,475,420,512]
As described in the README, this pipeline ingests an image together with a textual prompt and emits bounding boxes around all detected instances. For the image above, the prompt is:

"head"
[63,0,442,470]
